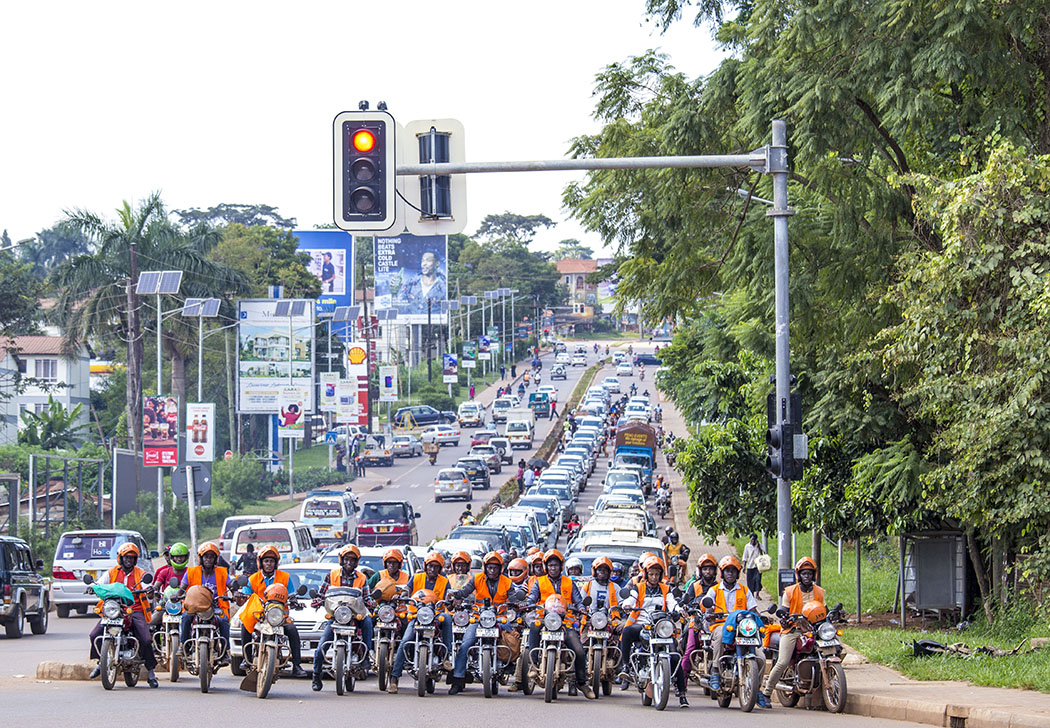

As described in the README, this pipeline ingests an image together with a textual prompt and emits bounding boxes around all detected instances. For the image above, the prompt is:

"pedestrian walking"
[500,365,506,380]
[511,364,517,378]
[515,464,525,493]
[742,533,765,595]
[549,399,557,420]
[469,383,476,400]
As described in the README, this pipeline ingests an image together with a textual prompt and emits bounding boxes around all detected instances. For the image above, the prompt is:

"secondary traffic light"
[766,422,795,480]
[333,110,396,231]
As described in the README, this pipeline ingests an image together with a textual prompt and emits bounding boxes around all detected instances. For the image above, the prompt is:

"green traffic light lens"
[350,188,377,213]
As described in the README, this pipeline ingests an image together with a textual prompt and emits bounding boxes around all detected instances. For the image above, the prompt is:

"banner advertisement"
[478,335,492,361]
[335,381,359,421]
[319,371,340,411]
[144,395,178,467]
[186,402,215,462]
[373,233,449,324]
[277,386,307,439]
[442,353,458,384]
[461,340,477,369]
[379,365,398,402]
[294,229,355,316]
[236,299,314,413]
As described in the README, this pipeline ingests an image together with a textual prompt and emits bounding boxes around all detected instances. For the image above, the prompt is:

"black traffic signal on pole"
[766,421,795,480]
[333,110,396,232]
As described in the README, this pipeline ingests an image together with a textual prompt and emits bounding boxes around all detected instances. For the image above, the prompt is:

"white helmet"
[565,557,584,572]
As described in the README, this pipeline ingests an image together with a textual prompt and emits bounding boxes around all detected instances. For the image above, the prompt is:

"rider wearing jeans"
[703,555,766,706]
[179,542,234,663]
[388,553,453,693]
[312,544,371,691]
[88,542,158,687]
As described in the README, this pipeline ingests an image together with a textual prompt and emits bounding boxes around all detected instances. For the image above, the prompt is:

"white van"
[299,491,359,545]
[50,529,155,617]
[230,521,318,565]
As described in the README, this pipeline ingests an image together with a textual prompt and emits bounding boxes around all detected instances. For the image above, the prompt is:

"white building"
[0,336,91,443]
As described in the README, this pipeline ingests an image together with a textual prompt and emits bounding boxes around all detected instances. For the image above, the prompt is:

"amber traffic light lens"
[352,129,376,153]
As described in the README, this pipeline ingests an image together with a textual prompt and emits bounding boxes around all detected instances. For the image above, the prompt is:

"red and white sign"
[186,402,215,462]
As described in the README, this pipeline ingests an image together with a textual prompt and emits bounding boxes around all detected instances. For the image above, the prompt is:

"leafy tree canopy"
[475,212,556,248]
[173,203,296,230]
[211,224,320,299]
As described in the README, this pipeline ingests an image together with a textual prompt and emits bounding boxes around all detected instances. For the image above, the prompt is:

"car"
[489,436,513,463]
[544,467,580,496]
[483,509,545,550]
[576,535,668,567]
[526,483,575,521]
[420,423,461,446]
[553,342,567,354]
[515,495,563,539]
[457,401,486,427]
[393,404,457,427]
[571,352,587,367]
[604,468,643,492]
[594,491,645,510]
[318,545,422,578]
[332,424,369,439]
[50,529,156,617]
[470,429,499,446]
[537,385,557,398]
[616,362,633,377]
[551,364,567,380]
[456,456,491,489]
[1,536,48,637]
[528,391,551,417]
[299,491,359,544]
[449,525,513,552]
[220,515,276,561]
[434,468,472,502]
[491,397,517,423]
[633,354,663,367]
[231,521,319,564]
[555,352,571,364]
[429,538,490,566]
[564,446,596,474]
[623,405,650,423]
[612,351,627,363]
[356,500,422,546]
[391,434,424,458]
[601,376,621,393]
[563,550,640,582]
[469,444,503,473]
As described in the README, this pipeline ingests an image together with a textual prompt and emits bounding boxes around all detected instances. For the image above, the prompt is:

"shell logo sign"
[347,346,367,365]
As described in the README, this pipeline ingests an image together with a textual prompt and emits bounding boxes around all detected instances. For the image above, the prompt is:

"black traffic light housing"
[766,389,805,481]
[333,110,397,232]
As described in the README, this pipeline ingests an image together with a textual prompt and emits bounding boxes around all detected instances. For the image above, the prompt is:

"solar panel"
[182,298,204,317]
[332,306,359,322]
[290,301,307,316]
[460,295,478,305]
[201,299,221,317]
[135,271,160,295]
[485,290,499,299]
[498,287,511,296]
[446,300,460,310]
[274,301,291,317]
[158,271,183,294]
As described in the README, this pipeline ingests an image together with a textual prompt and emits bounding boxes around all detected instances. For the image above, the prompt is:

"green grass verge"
[846,626,1050,693]
[287,442,331,470]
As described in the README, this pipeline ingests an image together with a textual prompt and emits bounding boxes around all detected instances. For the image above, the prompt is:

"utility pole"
[426,297,433,383]
[155,292,164,552]
[362,259,374,432]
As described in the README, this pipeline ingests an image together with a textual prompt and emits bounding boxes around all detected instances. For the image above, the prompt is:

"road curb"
[36,661,95,681]
[842,689,1050,728]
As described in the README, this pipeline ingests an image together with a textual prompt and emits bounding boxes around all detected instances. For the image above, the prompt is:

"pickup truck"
[504,408,535,449]
[362,433,395,466]
[393,404,457,427]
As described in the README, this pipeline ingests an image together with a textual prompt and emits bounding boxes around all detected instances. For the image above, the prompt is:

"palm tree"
[19,396,89,449]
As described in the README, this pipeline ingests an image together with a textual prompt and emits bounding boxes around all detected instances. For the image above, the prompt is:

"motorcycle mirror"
[82,573,94,584]
[309,588,319,598]
[582,595,592,607]
[766,603,778,614]
[297,584,308,596]
[701,596,715,609]
[141,572,153,585]
[834,602,844,611]
[618,586,633,600]
[672,587,683,599]
[235,574,249,588]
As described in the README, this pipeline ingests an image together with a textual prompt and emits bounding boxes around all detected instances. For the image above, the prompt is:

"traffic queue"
[78,356,845,712]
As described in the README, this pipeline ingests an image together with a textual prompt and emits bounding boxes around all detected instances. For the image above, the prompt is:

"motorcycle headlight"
[165,601,182,615]
[416,606,435,626]
[102,600,122,619]
[504,608,517,623]
[737,616,758,638]
[544,612,562,631]
[479,610,497,629]
[199,607,214,622]
[265,605,286,627]
[655,619,675,639]
[333,605,353,625]
[817,622,838,641]
[377,604,396,623]
[453,611,471,628]
[590,611,609,630]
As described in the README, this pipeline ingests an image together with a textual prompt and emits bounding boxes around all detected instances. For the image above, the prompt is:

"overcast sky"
[0,1,723,256]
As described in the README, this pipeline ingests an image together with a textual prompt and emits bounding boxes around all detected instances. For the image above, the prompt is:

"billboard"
[478,336,492,361]
[443,353,458,384]
[236,299,314,413]
[277,386,306,439]
[293,229,356,316]
[144,395,178,467]
[379,365,398,402]
[461,340,477,369]
[319,371,339,411]
[186,402,215,462]
[373,233,448,324]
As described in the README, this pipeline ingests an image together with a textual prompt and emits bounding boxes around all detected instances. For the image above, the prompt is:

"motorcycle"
[448,599,472,678]
[582,598,620,698]
[622,607,680,711]
[374,593,407,692]
[763,602,847,712]
[529,604,582,703]
[696,599,765,712]
[84,572,155,690]
[179,582,239,693]
[465,599,521,698]
[404,597,450,697]
[684,605,715,687]
[655,494,670,519]
[240,583,307,698]
[154,577,184,682]
[317,586,372,695]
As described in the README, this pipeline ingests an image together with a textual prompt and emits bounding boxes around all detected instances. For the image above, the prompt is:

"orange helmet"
[526,546,541,556]
[794,557,817,577]
[639,551,658,565]
[452,551,472,566]
[543,548,564,564]
[483,551,504,568]
[383,548,404,565]
[719,555,742,573]
[591,556,614,575]
[413,589,438,605]
[544,594,567,616]
[198,542,221,558]
[337,544,361,560]
[116,542,140,558]
[802,601,827,624]
[264,583,288,604]
[507,558,528,584]
[424,552,446,568]
[697,553,718,569]
[256,544,281,566]
[642,555,665,575]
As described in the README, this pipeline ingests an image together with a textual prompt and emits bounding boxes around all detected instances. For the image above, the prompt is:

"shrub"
[213,455,271,508]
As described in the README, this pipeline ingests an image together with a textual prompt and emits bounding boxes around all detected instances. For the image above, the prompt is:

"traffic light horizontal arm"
[396,148,770,176]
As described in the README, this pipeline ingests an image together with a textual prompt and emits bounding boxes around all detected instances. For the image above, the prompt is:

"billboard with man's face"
[373,233,448,324]
[293,229,355,316]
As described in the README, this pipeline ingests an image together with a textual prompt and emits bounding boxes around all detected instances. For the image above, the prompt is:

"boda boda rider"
[448,551,524,695]
[237,544,306,677]
[664,530,690,584]
[761,557,826,708]
[312,544,371,692]
[88,542,158,687]
[388,552,453,693]
[565,557,585,580]
[703,555,766,705]
[150,542,189,629]
[580,556,619,613]
[525,552,546,591]
[179,542,234,663]
[617,555,688,708]
[525,550,595,699]
[447,550,474,591]
[679,553,719,672]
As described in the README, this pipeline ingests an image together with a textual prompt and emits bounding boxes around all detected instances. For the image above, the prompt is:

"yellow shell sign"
[347,346,367,365]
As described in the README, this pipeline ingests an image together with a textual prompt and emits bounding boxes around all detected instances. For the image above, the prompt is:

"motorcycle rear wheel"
[257,644,276,699]
[739,658,760,713]
[416,644,429,697]
[377,642,390,692]
[589,652,601,700]
[822,662,847,713]
[335,643,346,697]
[543,649,557,703]
[168,638,180,682]
[717,691,733,708]
[100,638,117,691]
[518,653,535,695]
[198,641,211,693]
[123,666,139,688]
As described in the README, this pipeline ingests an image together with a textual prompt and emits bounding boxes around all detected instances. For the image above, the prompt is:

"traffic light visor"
[352,129,376,153]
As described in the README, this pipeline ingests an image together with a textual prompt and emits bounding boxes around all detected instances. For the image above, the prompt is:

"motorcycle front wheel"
[822,661,847,713]
[482,649,493,699]
[518,652,535,695]
[99,637,117,690]
[335,643,347,697]
[168,637,180,682]
[416,643,429,697]
[198,641,211,693]
[738,658,761,712]
[653,654,670,711]
[589,651,602,700]
[377,642,390,692]
[257,644,276,699]
[543,648,557,703]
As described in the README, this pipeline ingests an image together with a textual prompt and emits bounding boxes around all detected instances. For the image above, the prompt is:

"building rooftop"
[2,335,68,356]
[556,258,598,275]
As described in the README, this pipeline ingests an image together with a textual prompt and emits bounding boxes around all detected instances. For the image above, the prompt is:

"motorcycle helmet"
[337,544,361,560]
[668,530,679,544]
[543,594,567,617]
[719,555,742,574]
[526,546,541,556]
[169,542,190,570]
[383,548,405,565]
[423,552,446,569]
[507,558,528,584]
[565,557,584,575]
[413,589,438,605]
[794,556,817,579]
[591,556,613,576]
[482,551,504,568]
[543,548,564,565]
[802,601,827,624]
[198,542,221,558]
[256,544,281,569]
[452,551,472,567]
[264,583,289,605]
[696,553,718,571]
[116,542,140,559]
[642,555,665,576]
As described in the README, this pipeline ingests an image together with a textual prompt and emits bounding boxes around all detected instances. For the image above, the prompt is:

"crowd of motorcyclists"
[79,344,844,711]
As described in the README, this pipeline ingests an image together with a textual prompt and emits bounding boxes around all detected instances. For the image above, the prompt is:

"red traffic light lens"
[352,129,376,153]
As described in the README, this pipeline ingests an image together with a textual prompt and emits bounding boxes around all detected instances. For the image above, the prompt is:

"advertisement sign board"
[185,402,215,462]
[442,353,458,384]
[277,386,307,439]
[373,233,448,324]
[236,299,314,413]
[144,395,178,467]
[379,365,398,402]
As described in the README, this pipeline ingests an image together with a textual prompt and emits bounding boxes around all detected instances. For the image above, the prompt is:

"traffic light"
[333,110,397,231]
[765,422,795,480]
[403,118,467,235]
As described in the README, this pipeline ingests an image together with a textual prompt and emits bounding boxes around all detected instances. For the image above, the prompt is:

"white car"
[624,405,650,422]
[571,353,587,367]
[50,529,155,617]
[420,423,461,446]
[556,352,571,364]
[434,468,472,502]
[616,362,633,377]
[538,385,558,398]
[601,376,621,393]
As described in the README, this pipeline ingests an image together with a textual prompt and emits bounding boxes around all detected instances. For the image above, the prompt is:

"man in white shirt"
[741,533,765,595]
[522,468,536,490]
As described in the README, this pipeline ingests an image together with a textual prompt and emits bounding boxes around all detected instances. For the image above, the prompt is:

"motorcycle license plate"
[650,638,673,646]
[542,631,564,641]
[86,570,97,580]
[735,637,760,645]
[102,618,123,626]
[589,630,610,639]
[476,628,499,638]
[817,640,839,648]
[163,615,180,624]
[334,627,356,636]
[379,622,397,629]
[419,627,435,637]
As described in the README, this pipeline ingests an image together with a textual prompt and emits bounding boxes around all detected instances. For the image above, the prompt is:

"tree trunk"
[966,529,993,624]
[225,330,236,454]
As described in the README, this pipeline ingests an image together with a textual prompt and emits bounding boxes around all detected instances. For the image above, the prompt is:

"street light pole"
[155,293,164,552]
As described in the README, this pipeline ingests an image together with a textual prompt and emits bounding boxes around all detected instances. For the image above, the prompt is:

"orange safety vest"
[248,570,290,598]
[709,582,748,631]
[537,575,574,605]
[103,566,152,619]
[329,568,367,588]
[627,580,669,625]
[784,583,826,615]
[378,569,410,587]
[582,579,618,608]
[473,573,511,604]
[411,572,449,600]
[185,566,230,618]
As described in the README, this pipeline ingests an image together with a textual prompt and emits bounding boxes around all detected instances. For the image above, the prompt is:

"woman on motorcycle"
[760,558,825,707]
[88,542,158,687]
